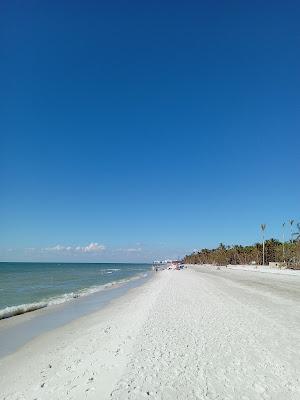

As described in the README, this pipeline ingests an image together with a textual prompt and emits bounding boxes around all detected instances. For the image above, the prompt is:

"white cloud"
[25,247,36,252]
[80,242,106,253]
[116,247,142,253]
[44,245,67,252]
[43,242,106,253]
[126,247,142,252]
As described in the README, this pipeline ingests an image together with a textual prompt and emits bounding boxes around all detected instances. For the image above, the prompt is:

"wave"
[97,268,121,275]
[0,302,48,319]
[0,272,148,320]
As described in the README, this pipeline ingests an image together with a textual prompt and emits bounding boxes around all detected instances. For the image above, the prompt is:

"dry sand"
[1,267,300,399]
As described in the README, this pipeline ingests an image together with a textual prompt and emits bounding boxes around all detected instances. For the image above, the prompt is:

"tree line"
[183,239,300,268]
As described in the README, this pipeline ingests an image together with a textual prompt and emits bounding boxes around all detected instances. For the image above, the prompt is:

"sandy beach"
[1,266,300,400]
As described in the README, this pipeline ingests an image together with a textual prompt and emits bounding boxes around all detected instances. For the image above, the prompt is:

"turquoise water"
[0,262,151,318]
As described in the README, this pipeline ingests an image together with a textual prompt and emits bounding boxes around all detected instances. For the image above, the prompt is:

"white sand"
[1,267,300,399]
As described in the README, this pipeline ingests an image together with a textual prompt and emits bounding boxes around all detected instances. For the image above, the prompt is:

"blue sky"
[1,1,299,262]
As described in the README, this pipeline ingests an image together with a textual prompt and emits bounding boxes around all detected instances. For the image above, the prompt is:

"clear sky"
[1,1,299,262]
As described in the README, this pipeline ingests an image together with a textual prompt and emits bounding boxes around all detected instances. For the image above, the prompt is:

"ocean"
[0,262,151,319]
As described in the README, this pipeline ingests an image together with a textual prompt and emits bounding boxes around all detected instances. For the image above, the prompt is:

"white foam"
[0,302,47,320]
[0,272,149,320]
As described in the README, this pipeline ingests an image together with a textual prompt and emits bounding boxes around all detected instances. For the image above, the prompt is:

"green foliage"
[183,239,299,266]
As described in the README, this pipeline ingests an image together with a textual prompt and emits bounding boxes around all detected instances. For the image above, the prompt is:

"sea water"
[0,262,151,319]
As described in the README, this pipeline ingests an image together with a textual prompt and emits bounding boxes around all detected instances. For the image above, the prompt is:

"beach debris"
[104,326,111,333]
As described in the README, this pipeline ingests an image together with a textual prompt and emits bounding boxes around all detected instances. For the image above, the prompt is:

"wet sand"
[0,273,151,358]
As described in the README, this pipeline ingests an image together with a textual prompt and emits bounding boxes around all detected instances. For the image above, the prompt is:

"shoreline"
[0,271,153,358]
[0,269,163,399]
[0,262,151,320]
[1,267,299,399]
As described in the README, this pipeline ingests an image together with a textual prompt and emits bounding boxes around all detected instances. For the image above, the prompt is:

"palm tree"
[289,219,294,242]
[293,223,300,241]
[282,222,286,263]
[261,224,266,265]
